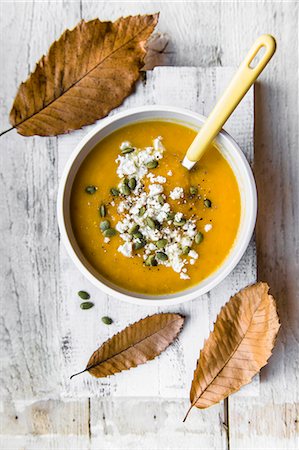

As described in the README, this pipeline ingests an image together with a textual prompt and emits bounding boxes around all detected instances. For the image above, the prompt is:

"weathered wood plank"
[219,3,299,448]
[0,399,89,449]
[89,398,227,450]
[1,1,298,448]
[0,1,90,448]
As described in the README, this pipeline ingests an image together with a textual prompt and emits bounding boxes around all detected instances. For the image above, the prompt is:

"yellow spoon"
[182,34,276,170]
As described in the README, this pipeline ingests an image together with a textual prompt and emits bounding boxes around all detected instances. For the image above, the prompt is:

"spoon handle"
[183,34,276,169]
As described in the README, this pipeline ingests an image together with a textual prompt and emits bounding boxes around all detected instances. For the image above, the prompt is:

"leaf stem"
[70,368,88,379]
[0,127,14,137]
[182,403,193,422]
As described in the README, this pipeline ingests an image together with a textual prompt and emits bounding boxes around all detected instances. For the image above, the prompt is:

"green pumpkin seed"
[156,251,168,261]
[190,186,198,196]
[121,184,131,196]
[145,255,158,266]
[104,228,117,237]
[204,198,212,208]
[128,178,137,190]
[146,217,157,229]
[145,160,158,169]
[166,212,175,221]
[100,220,110,231]
[110,187,119,196]
[80,301,94,310]
[85,185,97,194]
[101,316,113,325]
[121,148,134,154]
[78,290,90,300]
[173,218,186,227]
[129,224,140,235]
[138,206,146,217]
[99,204,106,217]
[133,231,143,239]
[182,246,191,255]
[156,239,168,249]
[195,232,204,244]
[158,194,164,206]
[133,239,146,250]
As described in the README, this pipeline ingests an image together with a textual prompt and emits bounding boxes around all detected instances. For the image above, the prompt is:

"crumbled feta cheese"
[149,184,164,196]
[152,175,167,184]
[113,136,203,280]
[153,136,165,152]
[104,237,110,244]
[169,187,184,200]
[118,242,133,257]
[116,157,136,178]
[180,272,190,280]
[174,212,183,222]
[181,237,192,248]
[189,250,198,259]
[117,201,126,214]
[204,224,213,232]
[185,221,197,238]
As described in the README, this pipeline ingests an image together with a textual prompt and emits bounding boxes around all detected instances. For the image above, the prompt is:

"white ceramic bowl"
[57,106,257,306]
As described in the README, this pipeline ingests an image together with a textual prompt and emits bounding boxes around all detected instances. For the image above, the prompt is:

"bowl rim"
[57,105,257,306]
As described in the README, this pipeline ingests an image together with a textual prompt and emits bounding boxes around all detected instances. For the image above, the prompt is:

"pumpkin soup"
[70,121,241,295]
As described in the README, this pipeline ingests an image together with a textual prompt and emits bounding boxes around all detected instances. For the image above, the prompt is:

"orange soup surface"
[70,121,241,295]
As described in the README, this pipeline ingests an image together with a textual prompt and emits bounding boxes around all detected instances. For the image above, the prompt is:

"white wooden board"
[57,66,257,399]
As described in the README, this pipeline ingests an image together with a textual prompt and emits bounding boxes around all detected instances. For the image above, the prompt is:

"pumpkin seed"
[78,290,90,300]
[190,185,198,196]
[204,198,212,208]
[156,239,168,249]
[103,228,117,237]
[166,212,175,221]
[128,178,137,190]
[121,148,134,155]
[138,206,146,217]
[173,218,186,227]
[80,301,94,310]
[121,184,131,196]
[158,194,164,205]
[99,204,106,217]
[85,185,97,194]
[129,224,140,235]
[100,220,110,231]
[146,217,157,229]
[133,231,143,239]
[145,255,158,266]
[156,251,168,261]
[101,316,113,325]
[133,239,146,250]
[195,232,204,244]
[145,160,158,169]
[182,246,191,255]
[110,187,119,196]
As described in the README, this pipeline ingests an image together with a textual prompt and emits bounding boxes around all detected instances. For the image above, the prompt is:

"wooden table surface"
[0,1,298,449]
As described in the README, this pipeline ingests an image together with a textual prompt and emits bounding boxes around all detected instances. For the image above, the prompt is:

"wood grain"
[0,1,298,449]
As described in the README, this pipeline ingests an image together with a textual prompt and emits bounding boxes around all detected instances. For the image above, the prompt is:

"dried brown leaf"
[184,282,280,420]
[71,313,184,379]
[9,14,158,136]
